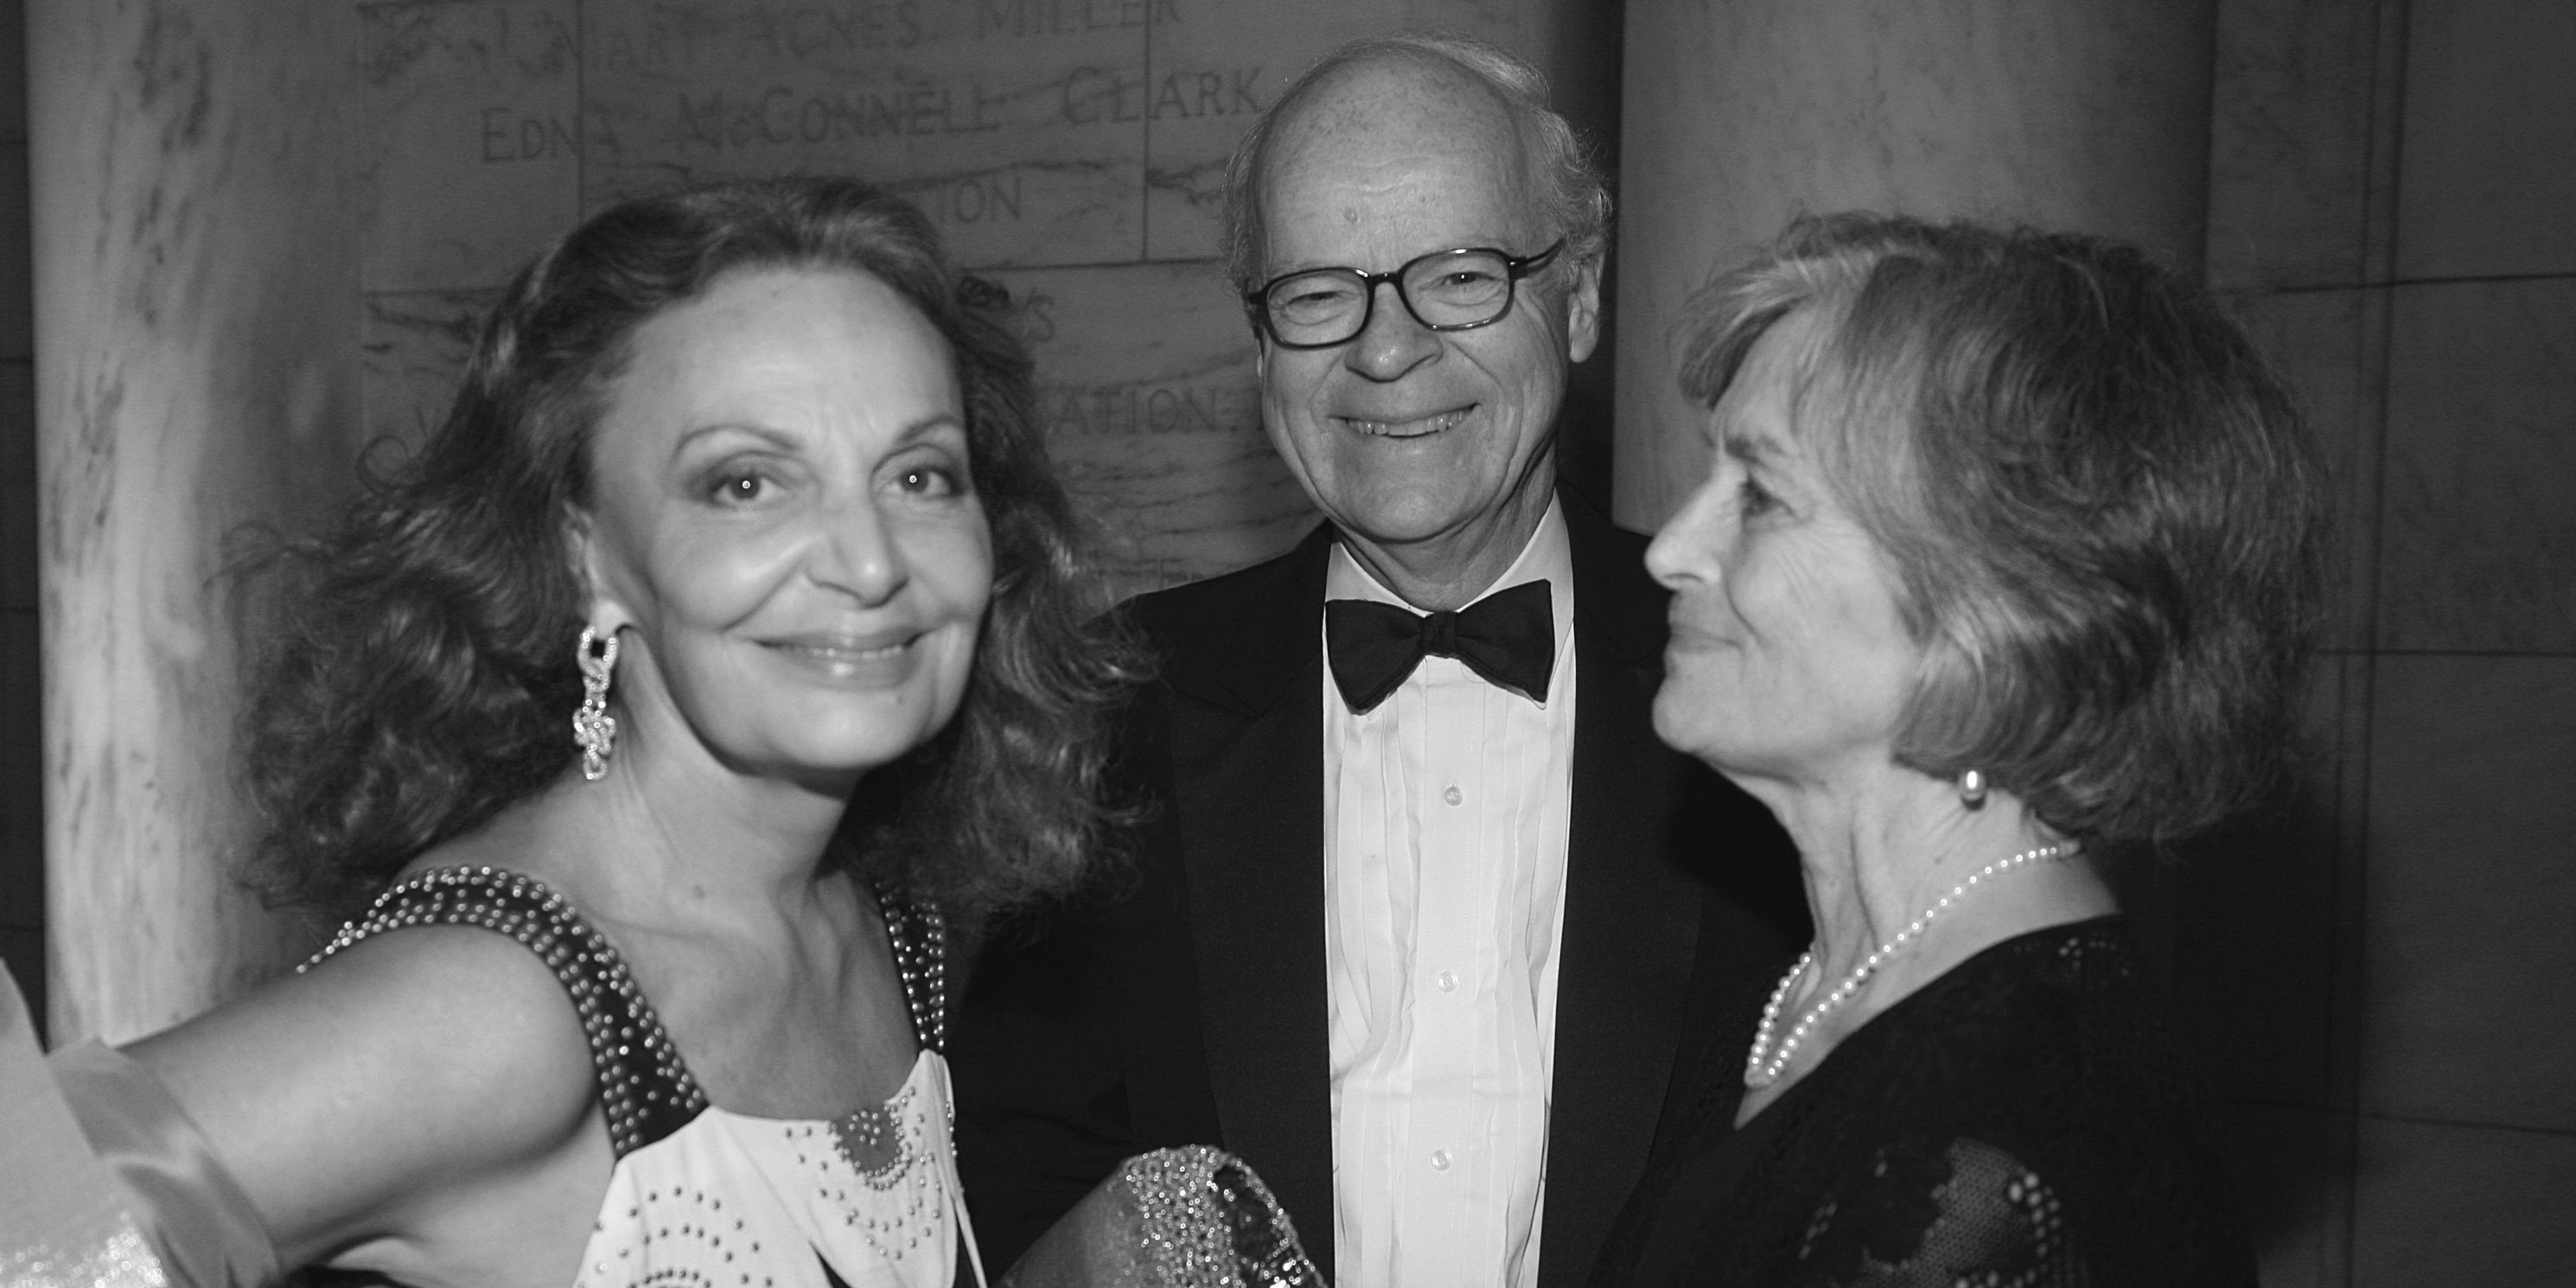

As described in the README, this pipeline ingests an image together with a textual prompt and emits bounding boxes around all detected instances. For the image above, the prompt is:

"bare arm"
[124,924,608,1278]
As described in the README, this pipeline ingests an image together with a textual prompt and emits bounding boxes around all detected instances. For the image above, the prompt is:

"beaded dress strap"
[301,866,707,1157]
[870,881,948,1055]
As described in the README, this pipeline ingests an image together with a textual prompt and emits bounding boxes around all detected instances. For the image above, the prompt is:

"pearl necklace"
[1743,842,2072,1089]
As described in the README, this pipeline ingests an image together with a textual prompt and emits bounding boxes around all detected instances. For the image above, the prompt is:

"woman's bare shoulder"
[126,920,606,1265]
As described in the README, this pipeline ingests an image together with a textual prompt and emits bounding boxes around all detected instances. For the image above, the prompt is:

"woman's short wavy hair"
[1218,30,1612,303]
[1677,214,2330,845]
[247,176,1138,917]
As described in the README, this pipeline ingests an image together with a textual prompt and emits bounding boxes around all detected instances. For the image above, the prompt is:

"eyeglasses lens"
[1268,275,1370,342]
[1404,251,1513,322]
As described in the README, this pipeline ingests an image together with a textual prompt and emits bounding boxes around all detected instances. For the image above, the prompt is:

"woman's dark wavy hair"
[1677,214,2330,846]
[246,176,1141,918]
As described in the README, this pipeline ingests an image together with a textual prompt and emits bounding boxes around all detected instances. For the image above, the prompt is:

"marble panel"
[1138,0,1327,264]
[30,0,366,1040]
[2351,1117,2576,1287]
[360,0,583,293]
[2,364,32,612]
[1138,0,1553,263]
[581,0,1147,269]
[2374,277,2576,654]
[2203,0,2390,290]
[2203,1100,2350,1288]
[2394,0,2576,281]
[2228,286,2385,652]
[0,144,29,362]
[362,290,501,454]
[982,260,1312,597]
[2362,654,2576,1133]
[1614,0,2216,529]
[2172,654,2356,1111]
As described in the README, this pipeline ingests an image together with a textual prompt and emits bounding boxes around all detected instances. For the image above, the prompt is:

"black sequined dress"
[1588,919,2257,1288]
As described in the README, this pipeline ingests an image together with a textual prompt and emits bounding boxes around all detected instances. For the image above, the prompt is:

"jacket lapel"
[1540,495,1706,1285]
[1151,526,1338,1260]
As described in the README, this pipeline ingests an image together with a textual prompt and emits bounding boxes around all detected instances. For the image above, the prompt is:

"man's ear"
[1564,256,1603,365]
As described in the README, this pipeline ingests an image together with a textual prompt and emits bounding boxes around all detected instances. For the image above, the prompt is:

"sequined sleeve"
[6,960,254,1288]
[45,1041,283,1288]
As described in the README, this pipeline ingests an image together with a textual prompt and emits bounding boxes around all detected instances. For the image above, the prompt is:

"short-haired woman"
[41,177,1138,1287]
[1591,214,2322,1285]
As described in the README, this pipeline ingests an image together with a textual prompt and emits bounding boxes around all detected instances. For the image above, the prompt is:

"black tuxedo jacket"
[952,493,1803,1285]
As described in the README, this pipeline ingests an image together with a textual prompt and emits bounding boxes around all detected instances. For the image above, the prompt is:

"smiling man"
[953,33,1801,1288]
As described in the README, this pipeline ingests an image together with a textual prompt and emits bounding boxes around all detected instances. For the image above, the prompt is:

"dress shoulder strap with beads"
[872,884,949,1055]
[305,866,707,1157]
[306,866,952,1156]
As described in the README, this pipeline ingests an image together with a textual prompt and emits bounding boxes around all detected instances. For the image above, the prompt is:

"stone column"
[1612,0,2217,528]
[30,0,364,1042]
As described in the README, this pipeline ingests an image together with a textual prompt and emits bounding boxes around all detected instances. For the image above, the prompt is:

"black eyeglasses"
[1245,238,1566,349]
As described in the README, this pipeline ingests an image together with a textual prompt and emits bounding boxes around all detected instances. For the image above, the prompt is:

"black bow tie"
[1324,579,1554,714]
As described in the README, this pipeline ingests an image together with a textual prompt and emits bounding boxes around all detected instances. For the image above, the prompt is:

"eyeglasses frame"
[1242,237,1569,350]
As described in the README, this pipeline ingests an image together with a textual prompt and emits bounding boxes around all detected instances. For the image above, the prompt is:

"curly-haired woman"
[43,177,1138,1288]
[1591,215,2325,1286]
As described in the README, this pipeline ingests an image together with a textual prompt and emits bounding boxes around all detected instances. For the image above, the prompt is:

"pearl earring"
[1958,768,1989,809]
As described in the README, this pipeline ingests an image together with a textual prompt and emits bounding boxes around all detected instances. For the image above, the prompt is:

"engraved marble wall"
[31,0,367,1041]
[358,0,1607,599]
[1609,0,2218,531]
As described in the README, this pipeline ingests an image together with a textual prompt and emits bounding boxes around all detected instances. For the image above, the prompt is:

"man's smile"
[1336,407,1473,437]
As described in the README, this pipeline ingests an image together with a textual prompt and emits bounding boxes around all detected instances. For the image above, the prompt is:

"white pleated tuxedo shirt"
[1320,501,1578,1288]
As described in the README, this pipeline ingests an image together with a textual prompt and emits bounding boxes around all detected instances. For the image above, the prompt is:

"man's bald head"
[1219,33,1610,306]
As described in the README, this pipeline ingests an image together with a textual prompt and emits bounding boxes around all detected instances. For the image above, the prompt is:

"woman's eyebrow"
[670,421,800,461]
[1721,427,1783,465]
[890,412,969,447]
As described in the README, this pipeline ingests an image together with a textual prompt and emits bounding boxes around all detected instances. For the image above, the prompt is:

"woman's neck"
[1727,761,2115,1123]
[1747,761,2116,1024]
[442,727,858,933]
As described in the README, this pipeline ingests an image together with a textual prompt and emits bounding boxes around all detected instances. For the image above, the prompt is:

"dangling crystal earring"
[573,627,619,781]
[1958,768,1990,809]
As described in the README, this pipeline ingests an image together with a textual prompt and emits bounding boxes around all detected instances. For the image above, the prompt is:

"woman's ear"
[562,503,631,636]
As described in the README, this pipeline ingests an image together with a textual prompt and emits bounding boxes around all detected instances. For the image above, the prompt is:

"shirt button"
[1431,1149,1452,1170]
[1437,971,1458,993]
[1443,785,1463,807]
